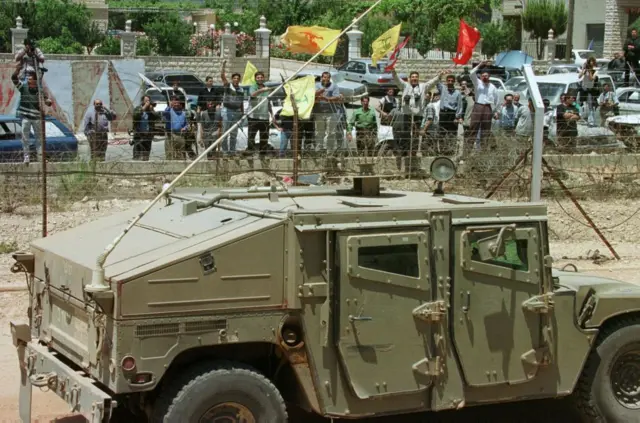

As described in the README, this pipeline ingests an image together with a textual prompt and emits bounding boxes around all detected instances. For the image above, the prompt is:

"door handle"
[461,291,471,313]
[349,315,372,322]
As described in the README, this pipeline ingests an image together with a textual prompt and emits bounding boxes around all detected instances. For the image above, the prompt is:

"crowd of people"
[11,32,640,166]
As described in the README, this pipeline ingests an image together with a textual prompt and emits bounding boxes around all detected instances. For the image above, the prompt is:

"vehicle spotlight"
[430,157,456,196]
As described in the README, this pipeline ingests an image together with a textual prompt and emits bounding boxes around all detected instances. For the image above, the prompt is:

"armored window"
[465,228,530,273]
[358,244,419,277]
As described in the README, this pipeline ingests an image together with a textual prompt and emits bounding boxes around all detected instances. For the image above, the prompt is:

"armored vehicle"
[10,158,640,423]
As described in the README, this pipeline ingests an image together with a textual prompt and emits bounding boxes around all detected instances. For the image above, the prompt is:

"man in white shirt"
[391,69,441,174]
[466,61,498,153]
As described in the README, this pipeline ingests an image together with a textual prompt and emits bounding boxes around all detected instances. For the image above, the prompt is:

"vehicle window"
[578,51,592,59]
[490,80,503,89]
[344,62,358,72]
[146,90,168,103]
[368,63,388,74]
[44,122,65,137]
[628,91,640,103]
[504,78,523,90]
[598,76,613,89]
[353,62,366,74]
[618,91,630,102]
[358,244,419,277]
[468,229,529,271]
[0,122,13,140]
[537,83,567,105]
[176,74,201,84]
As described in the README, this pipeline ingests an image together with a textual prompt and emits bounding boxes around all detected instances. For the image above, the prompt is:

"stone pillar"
[346,23,363,60]
[11,17,28,54]
[220,23,237,58]
[120,20,137,57]
[544,29,557,63]
[604,0,626,58]
[254,16,271,58]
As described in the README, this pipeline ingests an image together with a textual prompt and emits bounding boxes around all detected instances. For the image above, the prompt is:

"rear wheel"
[573,318,640,422]
[151,360,287,423]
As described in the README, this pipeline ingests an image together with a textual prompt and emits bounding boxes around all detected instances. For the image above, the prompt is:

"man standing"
[346,95,378,156]
[197,100,222,159]
[494,93,518,133]
[83,99,116,161]
[247,71,274,156]
[555,90,580,153]
[436,73,463,144]
[420,93,441,155]
[514,98,535,142]
[131,95,159,161]
[313,71,342,155]
[196,76,220,148]
[466,61,499,152]
[624,29,640,86]
[162,96,189,160]
[11,68,52,163]
[391,69,440,173]
[598,83,619,126]
[220,60,244,156]
[15,39,45,81]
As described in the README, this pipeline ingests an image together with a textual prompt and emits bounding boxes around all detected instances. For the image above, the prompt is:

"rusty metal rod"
[485,147,532,199]
[542,158,620,260]
[33,56,47,237]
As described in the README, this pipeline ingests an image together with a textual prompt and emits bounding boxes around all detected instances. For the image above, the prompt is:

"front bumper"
[11,321,116,423]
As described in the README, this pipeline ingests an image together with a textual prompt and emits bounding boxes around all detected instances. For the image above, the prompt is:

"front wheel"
[572,318,640,422]
[151,360,288,423]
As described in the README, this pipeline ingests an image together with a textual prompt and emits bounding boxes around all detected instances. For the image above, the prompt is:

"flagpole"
[86,0,388,292]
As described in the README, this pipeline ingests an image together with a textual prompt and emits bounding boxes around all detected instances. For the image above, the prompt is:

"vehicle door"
[617,90,640,115]
[335,229,436,399]
[451,222,546,386]
[339,61,362,83]
[0,121,23,161]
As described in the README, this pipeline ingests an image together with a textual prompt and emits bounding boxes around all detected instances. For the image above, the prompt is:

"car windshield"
[578,51,594,59]
[504,78,524,90]
[368,63,389,74]
[330,73,345,83]
[147,90,168,103]
[537,83,566,105]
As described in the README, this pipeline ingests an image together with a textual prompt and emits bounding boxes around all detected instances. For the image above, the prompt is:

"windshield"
[578,51,594,59]
[368,63,389,74]
[537,83,566,105]
[146,90,168,103]
[504,77,524,90]
[330,73,345,83]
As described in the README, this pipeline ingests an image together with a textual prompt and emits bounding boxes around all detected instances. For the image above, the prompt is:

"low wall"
[0,54,270,82]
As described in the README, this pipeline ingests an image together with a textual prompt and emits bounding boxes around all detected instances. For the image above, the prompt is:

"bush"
[95,35,121,55]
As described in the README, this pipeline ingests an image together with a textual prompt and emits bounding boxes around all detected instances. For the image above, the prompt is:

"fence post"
[120,20,137,57]
[221,22,237,58]
[254,16,271,58]
[544,29,556,63]
[346,23,363,60]
[11,16,29,54]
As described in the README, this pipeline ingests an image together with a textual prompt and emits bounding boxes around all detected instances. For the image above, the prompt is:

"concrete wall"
[0,53,270,82]
[573,0,606,52]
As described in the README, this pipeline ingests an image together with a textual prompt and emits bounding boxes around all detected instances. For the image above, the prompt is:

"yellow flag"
[241,60,258,86]
[280,75,316,120]
[281,25,341,57]
[371,24,402,66]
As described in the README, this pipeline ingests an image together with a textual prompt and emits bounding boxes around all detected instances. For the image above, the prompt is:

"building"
[498,0,640,60]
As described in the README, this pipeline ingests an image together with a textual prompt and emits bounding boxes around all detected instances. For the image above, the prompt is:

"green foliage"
[435,18,462,52]
[82,21,107,55]
[107,0,205,10]
[521,0,568,59]
[37,28,85,54]
[360,15,396,57]
[136,37,157,55]
[143,12,193,56]
[95,35,121,55]
[480,20,516,56]
[629,17,640,35]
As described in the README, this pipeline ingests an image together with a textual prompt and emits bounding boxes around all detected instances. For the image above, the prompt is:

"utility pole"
[564,0,575,61]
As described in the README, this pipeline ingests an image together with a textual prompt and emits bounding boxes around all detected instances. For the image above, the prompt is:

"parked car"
[144,70,207,96]
[543,108,621,151]
[520,73,616,107]
[145,87,198,114]
[0,115,77,162]
[606,113,640,151]
[572,49,609,68]
[335,58,408,95]
[612,87,640,115]
[547,64,582,75]
[271,70,367,103]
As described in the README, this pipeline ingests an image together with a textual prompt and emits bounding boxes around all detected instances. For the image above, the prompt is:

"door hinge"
[412,301,446,323]
[522,293,555,314]
[412,356,444,379]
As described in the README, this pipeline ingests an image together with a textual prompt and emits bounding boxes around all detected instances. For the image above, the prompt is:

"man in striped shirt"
[11,67,52,164]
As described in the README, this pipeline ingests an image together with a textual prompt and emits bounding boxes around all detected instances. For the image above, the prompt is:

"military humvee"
[9,158,640,423]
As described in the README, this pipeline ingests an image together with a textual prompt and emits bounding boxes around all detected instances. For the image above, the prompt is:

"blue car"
[0,115,78,162]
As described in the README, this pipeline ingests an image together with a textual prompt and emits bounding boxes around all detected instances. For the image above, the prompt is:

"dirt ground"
[1,185,639,422]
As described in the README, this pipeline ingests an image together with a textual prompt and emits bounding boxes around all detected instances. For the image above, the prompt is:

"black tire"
[573,318,640,423]
[151,360,288,423]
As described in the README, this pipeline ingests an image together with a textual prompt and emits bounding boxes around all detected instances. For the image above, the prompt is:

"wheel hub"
[200,402,256,423]
[611,349,640,409]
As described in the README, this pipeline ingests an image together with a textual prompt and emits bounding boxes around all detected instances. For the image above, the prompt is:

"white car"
[544,107,621,150]
[613,87,640,115]
[519,73,618,107]
[572,49,609,68]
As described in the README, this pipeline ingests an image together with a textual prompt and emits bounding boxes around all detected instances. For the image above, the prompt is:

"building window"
[358,244,419,278]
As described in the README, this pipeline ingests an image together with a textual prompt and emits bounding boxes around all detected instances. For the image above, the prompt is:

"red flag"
[384,36,411,72]
[452,19,480,65]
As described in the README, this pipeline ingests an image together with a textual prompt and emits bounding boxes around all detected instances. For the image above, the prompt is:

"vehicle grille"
[134,319,228,338]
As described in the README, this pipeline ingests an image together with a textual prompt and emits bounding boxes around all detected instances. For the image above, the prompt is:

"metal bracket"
[412,356,444,378]
[522,293,555,314]
[412,301,446,323]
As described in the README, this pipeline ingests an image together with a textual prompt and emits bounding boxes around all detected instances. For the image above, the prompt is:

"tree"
[38,27,85,54]
[521,0,568,59]
[95,35,121,55]
[480,20,516,56]
[435,18,463,52]
[81,21,106,55]
[143,12,192,56]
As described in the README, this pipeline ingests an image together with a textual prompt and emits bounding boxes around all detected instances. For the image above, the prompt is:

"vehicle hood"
[337,80,364,90]
[29,196,283,298]
[553,268,640,327]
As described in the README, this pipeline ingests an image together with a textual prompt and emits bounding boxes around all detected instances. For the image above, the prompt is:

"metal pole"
[522,64,543,201]
[564,0,575,62]
[86,0,386,293]
[33,57,47,237]
[291,93,299,187]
